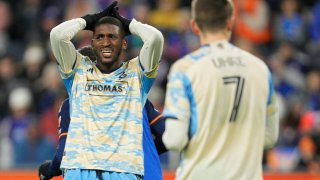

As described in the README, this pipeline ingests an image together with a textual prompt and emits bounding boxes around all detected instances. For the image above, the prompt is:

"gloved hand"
[110,5,132,36]
[38,161,54,180]
[81,1,118,31]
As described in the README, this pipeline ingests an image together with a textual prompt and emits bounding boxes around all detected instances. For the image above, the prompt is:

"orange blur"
[1,171,320,180]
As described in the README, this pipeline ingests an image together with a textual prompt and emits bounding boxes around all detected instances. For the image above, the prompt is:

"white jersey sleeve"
[264,74,279,149]
[129,19,164,77]
[50,18,85,76]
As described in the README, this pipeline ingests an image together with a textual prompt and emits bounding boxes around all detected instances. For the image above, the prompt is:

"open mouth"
[101,49,112,58]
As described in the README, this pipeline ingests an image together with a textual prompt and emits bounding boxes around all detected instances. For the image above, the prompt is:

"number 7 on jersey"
[223,76,245,122]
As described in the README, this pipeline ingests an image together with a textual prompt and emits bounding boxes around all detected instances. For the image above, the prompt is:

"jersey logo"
[85,81,128,96]
[87,68,94,73]
[116,71,127,79]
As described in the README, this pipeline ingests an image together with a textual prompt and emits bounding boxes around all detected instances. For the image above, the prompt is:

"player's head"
[191,0,234,38]
[91,16,128,72]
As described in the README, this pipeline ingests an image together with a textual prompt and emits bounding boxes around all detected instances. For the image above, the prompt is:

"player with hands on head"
[50,0,164,179]
[38,46,167,180]
[162,0,279,179]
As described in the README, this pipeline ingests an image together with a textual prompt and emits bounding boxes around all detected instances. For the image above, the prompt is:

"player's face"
[92,23,126,71]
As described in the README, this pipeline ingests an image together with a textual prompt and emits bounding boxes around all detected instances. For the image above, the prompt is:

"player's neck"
[199,30,231,45]
[97,61,122,74]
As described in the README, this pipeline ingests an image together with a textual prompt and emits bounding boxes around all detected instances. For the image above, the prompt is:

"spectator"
[0,1,12,56]
[0,55,21,119]
[273,0,307,48]
[234,0,272,45]
[14,118,55,168]
[0,87,36,168]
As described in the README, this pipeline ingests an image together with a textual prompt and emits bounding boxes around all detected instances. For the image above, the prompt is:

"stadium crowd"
[0,0,319,173]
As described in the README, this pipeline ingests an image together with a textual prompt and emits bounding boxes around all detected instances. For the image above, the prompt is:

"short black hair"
[192,0,233,33]
[94,16,125,38]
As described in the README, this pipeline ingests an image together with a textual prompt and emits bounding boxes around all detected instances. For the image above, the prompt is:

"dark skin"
[91,23,128,73]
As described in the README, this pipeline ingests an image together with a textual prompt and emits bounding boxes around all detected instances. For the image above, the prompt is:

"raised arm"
[50,19,85,73]
[110,7,164,73]
[129,19,164,72]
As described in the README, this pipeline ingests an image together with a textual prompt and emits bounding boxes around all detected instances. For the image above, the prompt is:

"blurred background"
[0,0,320,178]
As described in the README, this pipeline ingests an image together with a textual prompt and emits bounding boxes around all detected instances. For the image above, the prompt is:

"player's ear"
[227,1,235,32]
[190,19,200,36]
[122,39,128,50]
[227,14,235,32]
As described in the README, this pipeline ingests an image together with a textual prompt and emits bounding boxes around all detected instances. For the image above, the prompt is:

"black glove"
[38,161,54,180]
[81,1,118,31]
[110,5,132,36]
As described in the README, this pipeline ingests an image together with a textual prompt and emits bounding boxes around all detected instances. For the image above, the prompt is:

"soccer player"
[38,98,166,180]
[162,0,279,180]
[50,1,164,179]
[38,46,166,180]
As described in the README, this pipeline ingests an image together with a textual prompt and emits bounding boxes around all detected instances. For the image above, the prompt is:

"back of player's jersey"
[171,41,272,180]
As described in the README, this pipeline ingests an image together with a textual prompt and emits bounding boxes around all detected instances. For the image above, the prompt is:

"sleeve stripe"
[149,114,163,125]
[59,132,68,139]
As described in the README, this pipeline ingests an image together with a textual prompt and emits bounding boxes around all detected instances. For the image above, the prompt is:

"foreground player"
[39,47,166,180]
[38,98,166,180]
[162,0,279,179]
[50,1,164,179]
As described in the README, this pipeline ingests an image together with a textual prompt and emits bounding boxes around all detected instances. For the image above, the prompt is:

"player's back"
[175,40,272,180]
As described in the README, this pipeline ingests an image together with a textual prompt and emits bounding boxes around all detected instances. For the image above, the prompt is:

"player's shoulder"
[125,57,139,68]
[75,53,96,69]
[171,46,210,73]
[236,46,270,72]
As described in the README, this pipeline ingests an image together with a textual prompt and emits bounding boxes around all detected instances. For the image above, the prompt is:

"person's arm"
[111,7,163,73]
[39,99,70,179]
[129,19,164,73]
[162,63,191,152]
[39,136,66,179]
[264,73,279,149]
[145,100,167,154]
[50,18,85,74]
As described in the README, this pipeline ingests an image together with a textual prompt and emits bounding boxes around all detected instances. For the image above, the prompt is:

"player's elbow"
[163,134,188,152]
[162,119,189,152]
[264,125,279,150]
[264,133,279,150]
[149,30,164,51]
[154,30,164,48]
[50,27,60,42]
[264,110,280,150]
[50,26,65,45]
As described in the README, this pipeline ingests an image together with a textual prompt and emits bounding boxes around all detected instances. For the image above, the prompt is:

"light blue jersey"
[60,56,156,175]
[50,17,163,178]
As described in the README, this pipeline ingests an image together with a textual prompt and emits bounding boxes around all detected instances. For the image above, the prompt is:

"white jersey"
[50,18,163,175]
[163,40,278,180]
